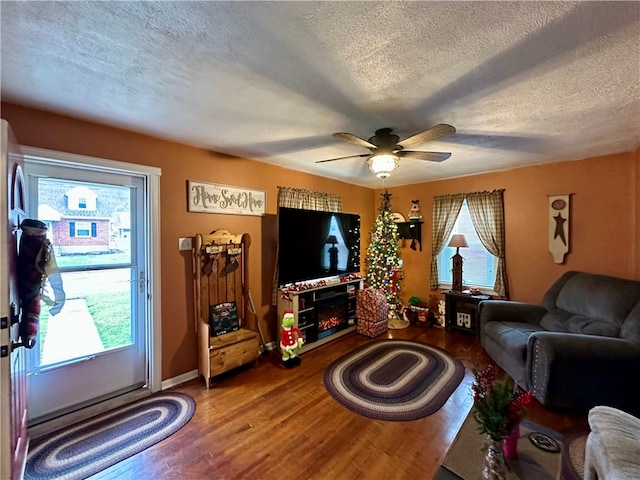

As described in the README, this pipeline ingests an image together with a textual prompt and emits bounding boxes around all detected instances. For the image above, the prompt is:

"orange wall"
[1,102,375,380]
[383,151,640,305]
[3,102,639,380]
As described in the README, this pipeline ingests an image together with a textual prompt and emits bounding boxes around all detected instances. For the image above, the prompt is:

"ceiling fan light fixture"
[368,153,399,179]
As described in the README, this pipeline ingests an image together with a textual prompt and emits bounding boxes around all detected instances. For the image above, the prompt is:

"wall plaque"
[548,193,570,264]
[188,180,266,216]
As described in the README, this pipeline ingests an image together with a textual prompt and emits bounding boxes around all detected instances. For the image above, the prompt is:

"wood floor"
[91,326,589,480]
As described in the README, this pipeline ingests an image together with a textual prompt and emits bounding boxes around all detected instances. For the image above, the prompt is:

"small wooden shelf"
[396,221,423,251]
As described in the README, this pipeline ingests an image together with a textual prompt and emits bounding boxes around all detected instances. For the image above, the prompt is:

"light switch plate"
[178,237,193,251]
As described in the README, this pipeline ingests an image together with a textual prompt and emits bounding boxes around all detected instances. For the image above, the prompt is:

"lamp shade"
[448,234,469,248]
[325,235,338,245]
[368,154,399,179]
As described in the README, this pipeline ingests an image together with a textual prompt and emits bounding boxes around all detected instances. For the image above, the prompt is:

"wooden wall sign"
[188,180,266,216]
[548,194,570,264]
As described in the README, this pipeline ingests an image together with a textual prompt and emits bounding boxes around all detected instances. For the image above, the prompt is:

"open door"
[1,119,29,480]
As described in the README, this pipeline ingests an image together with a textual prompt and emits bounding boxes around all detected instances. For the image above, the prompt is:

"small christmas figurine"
[437,299,446,327]
[280,310,304,368]
[408,199,423,222]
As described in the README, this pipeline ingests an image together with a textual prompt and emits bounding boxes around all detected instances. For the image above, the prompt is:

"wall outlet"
[178,237,193,251]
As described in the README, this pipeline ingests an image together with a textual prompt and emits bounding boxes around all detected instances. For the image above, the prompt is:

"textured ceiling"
[1,1,639,188]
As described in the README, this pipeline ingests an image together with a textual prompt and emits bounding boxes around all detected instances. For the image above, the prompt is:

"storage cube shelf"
[442,290,492,335]
[277,278,363,354]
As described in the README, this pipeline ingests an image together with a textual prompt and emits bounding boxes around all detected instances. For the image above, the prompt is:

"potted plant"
[471,364,534,478]
[408,296,429,324]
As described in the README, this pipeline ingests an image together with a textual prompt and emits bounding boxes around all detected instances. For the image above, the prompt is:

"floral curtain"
[272,186,343,304]
[430,193,465,290]
[466,190,509,298]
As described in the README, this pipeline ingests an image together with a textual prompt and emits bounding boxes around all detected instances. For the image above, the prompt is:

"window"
[437,200,497,289]
[70,221,97,237]
[78,196,87,208]
[322,214,348,272]
[75,221,92,237]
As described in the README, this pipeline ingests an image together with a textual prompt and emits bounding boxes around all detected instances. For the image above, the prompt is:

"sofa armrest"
[527,332,640,413]
[478,300,546,333]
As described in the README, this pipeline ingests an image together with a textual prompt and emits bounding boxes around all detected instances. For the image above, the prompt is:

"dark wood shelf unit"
[277,278,364,354]
[396,221,423,251]
[443,290,492,335]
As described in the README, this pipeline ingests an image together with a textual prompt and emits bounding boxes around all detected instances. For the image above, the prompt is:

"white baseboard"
[162,369,199,390]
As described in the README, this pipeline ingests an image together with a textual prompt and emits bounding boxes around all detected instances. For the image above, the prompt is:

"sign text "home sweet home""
[188,181,266,216]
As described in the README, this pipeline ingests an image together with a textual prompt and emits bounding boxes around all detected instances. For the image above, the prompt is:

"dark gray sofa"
[478,271,640,414]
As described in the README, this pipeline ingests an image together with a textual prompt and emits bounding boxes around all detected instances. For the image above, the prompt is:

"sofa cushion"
[621,302,640,345]
[539,309,620,337]
[553,272,640,324]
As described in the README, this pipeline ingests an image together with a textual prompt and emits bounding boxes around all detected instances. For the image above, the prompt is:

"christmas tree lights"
[365,190,402,308]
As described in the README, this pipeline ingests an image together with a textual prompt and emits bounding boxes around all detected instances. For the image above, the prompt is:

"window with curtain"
[437,200,497,288]
[430,190,509,298]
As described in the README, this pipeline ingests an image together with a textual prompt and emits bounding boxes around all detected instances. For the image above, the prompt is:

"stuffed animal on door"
[280,310,304,368]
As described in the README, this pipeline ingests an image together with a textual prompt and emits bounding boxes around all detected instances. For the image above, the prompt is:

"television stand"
[277,277,363,354]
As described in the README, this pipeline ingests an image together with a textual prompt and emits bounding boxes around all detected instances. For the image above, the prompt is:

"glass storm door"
[25,162,147,422]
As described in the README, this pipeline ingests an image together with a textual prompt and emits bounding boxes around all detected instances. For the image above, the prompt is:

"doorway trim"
[21,146,161,435]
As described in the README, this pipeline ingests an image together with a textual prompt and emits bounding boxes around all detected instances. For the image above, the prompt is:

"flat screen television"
[277,207,361,286]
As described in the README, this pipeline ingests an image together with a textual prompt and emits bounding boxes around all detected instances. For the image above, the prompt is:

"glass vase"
[482,435,506,480]
[503,423,520,459]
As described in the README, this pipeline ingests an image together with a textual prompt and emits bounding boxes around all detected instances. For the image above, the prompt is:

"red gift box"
[356,289,388,337]
[357,318,387,338]
[356,288,388,323]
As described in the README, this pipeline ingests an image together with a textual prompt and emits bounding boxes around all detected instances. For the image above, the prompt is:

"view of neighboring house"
[37,180,130,256]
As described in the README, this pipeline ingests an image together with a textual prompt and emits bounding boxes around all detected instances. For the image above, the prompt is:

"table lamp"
[325,235,339,273]
[448,234,468,292]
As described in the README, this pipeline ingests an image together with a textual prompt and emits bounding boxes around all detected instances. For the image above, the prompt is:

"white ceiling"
[1,1,639,188]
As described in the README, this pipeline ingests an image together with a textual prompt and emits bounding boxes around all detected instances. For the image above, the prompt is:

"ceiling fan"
[316,124,456,178]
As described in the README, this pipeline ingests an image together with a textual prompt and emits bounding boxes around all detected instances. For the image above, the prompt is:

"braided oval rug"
[324,339,464,421]
[25,392,195,480]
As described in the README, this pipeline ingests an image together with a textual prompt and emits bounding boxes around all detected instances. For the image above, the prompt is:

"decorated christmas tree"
[365,190,402,308]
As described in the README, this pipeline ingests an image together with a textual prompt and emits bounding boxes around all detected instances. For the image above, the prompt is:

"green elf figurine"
[280,310,304,368]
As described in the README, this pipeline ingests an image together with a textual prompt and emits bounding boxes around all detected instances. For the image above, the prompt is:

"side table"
[443,290,492,335]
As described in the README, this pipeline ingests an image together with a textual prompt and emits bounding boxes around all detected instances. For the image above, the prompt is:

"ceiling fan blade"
[402,151,452,162]
[333,132,377,149]
[315,153,370,164]
[398,124,456,149]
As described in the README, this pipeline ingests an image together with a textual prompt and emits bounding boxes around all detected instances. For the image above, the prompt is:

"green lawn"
[55,251,131,268]
[37,291,131,356]
[37,306,50,355]
[85,292,132,348]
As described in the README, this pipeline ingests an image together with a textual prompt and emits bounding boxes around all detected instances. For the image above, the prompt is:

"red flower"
[471,364,534,440]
